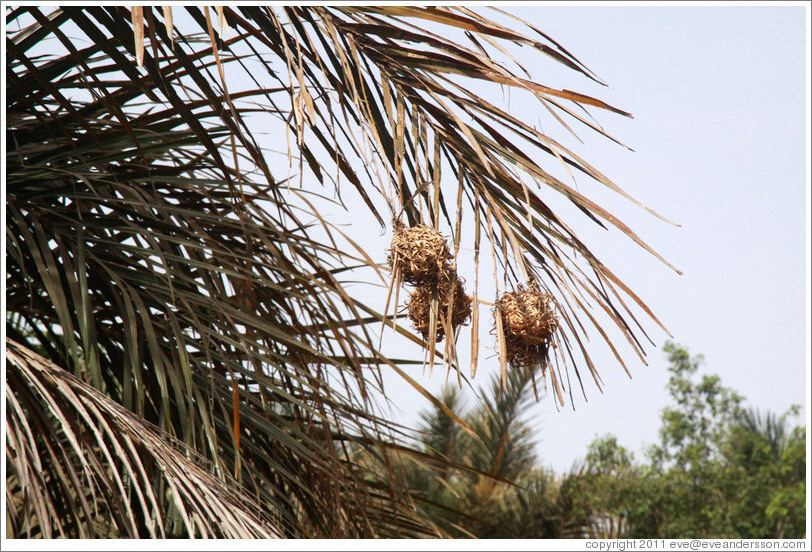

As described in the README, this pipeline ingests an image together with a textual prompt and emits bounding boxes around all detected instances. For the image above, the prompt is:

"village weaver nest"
[387,221,452,287]
[496,284,558,370]
[406,275,472,342]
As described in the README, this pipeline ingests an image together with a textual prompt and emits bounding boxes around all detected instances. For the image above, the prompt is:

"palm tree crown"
[5,6,676,537]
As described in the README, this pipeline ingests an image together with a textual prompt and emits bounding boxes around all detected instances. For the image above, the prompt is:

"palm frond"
[206,5,676,396]
[6,5,676,537]
[6,6,442,537]
[6,339,284,538]
[467,366,538,482]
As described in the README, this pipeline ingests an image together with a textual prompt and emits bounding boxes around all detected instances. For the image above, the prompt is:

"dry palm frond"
[495,284,559,371]
[406,276,472,342]
[5,339,284,538]
[16,4,676,408]
[388,221,453,287]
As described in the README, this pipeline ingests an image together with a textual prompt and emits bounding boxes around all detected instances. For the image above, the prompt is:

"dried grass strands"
[6,339,284,538]
[387,221,452,287]
[406,276,472,343]
[495,284,559,374]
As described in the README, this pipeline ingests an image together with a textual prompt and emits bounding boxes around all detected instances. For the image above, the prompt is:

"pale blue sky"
[368,5,809,472]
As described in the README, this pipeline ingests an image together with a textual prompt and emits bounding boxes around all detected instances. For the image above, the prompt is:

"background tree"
[643,342,745,537]
[719,407,807,538]
[566,436,644,538]
[6,6,675,537]
[400,342,806,539]
[560,342,806,539]
[400,366,583,538]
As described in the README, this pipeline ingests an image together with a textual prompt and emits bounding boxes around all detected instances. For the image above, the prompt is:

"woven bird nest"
[406,276,472,342]
[387,222,452,287]
[496,284,558,369]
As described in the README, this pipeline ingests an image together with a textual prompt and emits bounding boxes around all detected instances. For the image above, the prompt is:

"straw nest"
[496,284,558,369]
[387,222,452,287]
[406,276,472,342]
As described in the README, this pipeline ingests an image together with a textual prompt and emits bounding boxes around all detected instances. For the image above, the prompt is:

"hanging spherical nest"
[387,221,452,287]
[406,276,472,342]
[496,284,558,369]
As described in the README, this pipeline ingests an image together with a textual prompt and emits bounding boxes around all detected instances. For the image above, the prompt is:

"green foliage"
[397,366,562,538]
[404,342,807,539]
[719,409,807,538]
[418,386,465,476]
[585,435,634,474]
[465,366,538,482]
[564,342,806,539]
[649,342,744,472]
[477,468,583,539]
[565,436,649,538]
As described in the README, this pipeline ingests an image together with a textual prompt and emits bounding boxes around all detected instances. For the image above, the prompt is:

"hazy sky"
[366,4,809,473]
